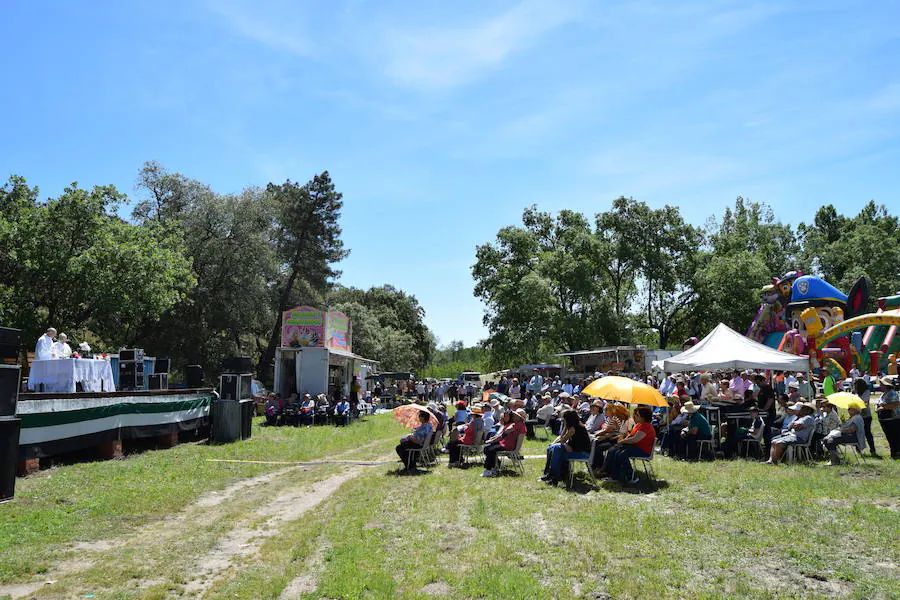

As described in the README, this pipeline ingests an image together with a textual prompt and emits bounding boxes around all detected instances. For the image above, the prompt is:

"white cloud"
[377,0,584,90]
[205,0,313,56]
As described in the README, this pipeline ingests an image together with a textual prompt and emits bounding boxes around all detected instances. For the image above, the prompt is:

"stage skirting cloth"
[27,359,116,393]
[16,392,212,458]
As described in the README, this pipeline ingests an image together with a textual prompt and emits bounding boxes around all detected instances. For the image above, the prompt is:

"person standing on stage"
[52,333,72,359]
[35,327,57,360]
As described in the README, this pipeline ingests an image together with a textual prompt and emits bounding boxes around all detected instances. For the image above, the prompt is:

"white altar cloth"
[28,359,116,393]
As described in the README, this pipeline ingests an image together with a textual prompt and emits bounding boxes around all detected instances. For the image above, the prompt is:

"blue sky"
[3,1,899,347]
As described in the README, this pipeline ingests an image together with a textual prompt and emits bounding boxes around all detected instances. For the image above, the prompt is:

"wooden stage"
[16,388,214,474]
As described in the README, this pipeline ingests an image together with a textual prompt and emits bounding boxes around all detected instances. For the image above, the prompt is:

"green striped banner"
[20,397,212,429]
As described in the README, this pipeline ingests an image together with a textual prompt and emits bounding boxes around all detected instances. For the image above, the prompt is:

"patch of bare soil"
[0,445,391,599]
[183,465,375,596]
[750,558,852,598]
[196,466,303,507]
[420,581,451,596]
[279,542,329,599]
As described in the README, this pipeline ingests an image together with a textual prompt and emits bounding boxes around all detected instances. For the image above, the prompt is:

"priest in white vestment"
[35,327,57,360]
[52,333,72,359]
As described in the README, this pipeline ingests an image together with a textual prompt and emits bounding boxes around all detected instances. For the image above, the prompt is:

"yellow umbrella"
[581,376,668,407]
[826,392,866,410]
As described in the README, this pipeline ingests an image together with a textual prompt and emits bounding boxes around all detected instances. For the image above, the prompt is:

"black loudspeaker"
[119,348,145,362]
[149,373,168,390]
[186,365,204,388]
[219,374,252,400]
[119,362,144,390]
[154,358,170,374]
[0,327,21,361]
[240,399,254,440]
[221,356,252,373]
[119,362,145,375]
[0,366,19,417]
[0,417,20,502]
[119,373,142,390]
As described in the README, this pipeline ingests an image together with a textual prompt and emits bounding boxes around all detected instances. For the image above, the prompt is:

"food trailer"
[273,307,378,399]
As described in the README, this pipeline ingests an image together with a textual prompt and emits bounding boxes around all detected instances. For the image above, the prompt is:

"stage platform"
[16,388,214,462]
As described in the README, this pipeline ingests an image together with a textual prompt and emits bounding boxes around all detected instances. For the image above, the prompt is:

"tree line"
[472,197,900,369]
[0,163,434,383]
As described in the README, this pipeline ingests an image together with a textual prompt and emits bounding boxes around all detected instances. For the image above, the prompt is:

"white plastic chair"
[696,426,717,460]
[459,428,486,465]
[496,433,526,475]
[534,415,552,440]
[406,433,434,469]
[785,428,815,464]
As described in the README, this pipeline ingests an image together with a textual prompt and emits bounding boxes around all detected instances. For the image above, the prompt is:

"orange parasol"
[393,403,439,429]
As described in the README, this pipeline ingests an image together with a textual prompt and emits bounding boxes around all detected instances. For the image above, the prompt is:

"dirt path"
[0,440,398,600]
[183,467,366,596]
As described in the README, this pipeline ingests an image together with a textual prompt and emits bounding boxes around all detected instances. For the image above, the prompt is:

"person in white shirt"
[35,327,57,361]
[535,396,555,423]
[528,370,543,394]
[659,375,676,396]
[698,373,718,404]
[52,333,72,358]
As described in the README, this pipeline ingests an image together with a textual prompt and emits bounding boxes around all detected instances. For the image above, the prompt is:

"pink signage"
[326,311,352,352]
[281,306,325,347]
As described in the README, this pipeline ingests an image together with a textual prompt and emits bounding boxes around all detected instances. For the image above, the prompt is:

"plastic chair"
[496,433,526,475]
[836,443,867,466]
[628,443,658,490]
[459,428,486,465]
[567,438,597,488]
[534,415,552,440]
[406,433,435,469]
[739,436,764,459]
[785,429,815,464]
[696,426,716,460]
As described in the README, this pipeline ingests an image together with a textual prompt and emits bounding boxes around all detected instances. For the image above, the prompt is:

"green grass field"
[1,413,897,600]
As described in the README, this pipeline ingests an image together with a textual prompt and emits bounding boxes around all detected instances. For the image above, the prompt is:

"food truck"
[273,307,378,399]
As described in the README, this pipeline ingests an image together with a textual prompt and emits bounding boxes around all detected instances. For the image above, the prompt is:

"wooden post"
[96,439,123,460]
[17,458,40,476]
[156,431,179,448]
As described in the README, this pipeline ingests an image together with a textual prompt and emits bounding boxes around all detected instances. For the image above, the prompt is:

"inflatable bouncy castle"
[747,269,900,377]
[747,270,803,347]
[778,275,868,376]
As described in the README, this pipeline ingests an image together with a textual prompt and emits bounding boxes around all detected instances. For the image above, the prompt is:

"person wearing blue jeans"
[539,409,591,485]
[600,406,656,484]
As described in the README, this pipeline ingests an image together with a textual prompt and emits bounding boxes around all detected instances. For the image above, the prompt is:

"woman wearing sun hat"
[447,406,484,467]
[481,408,526,477]
[875,377,899,458]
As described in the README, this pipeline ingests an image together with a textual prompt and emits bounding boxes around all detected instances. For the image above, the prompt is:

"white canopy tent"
[660,323,809,372]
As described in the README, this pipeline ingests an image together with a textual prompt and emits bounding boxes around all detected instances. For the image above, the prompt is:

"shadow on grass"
[563,474,671,495]
[386,467,432,477]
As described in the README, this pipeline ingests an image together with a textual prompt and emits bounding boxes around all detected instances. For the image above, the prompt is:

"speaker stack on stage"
[0,326,21,501]
[185,365,204,389]
[0,327,21,363]
[213,357,254,443]
[118,348,145,391]
[149,358,170,390]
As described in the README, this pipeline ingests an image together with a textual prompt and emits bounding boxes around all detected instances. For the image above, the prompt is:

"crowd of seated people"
[654,369,897,464]
[391,369,898,479]
[263,391,361,427]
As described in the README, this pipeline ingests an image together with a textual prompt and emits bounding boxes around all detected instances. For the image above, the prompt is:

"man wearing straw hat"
[675,401,712,460]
